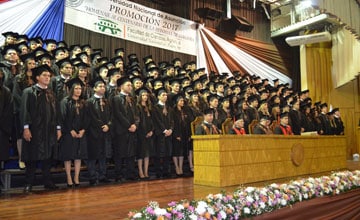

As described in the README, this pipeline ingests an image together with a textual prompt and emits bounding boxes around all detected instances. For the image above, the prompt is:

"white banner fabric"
[64,0,197,55]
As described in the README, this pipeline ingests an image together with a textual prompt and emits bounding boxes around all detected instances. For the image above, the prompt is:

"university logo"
[65,0,84,7]
[94,18,122,35]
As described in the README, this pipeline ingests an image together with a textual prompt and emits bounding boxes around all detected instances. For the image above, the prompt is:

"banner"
[64,0,198,55]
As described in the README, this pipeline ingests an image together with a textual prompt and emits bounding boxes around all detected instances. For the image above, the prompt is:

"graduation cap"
[332,107,339,113]
[148,66,159,73]
[154,87,167,97]
[127,53,138,63]
[279,112,289,118]
[81,44,91,51]
[31,65,53,81]
[207,94,219,103]
[247,95,258,103]
[16,42,28,51]
[17,34,29,42]
[20,53,35,63]
[168,78,181,86]
[2,31,17,38]
[203,108,214,115]
[65,77,85,89]
[69,44,81,51]
[214,82,224,89]
[89,77,106,88]
[172,93,185,106]
[131,76,143,84]
[71,58,82,66]
[57,41,68,48]
[116,76,131,87]
[44,39,57,45]
[1,44,19,56]
[97,57,109,65]
[183,85,193,94]
[53,47,66,56]
[260,115,271,121]
[219,96,230,103]
[273,78,279,83]
[75,62,90,69]
[151,78,163,88]
[36,52,53,61]
[29,37,41,44]
[56,58,72,68]
[135,87,151,96]
[111,56,124,64]
[188,91,198,97]
[172,57,181,64]
[95,63,108,74]
[107,68,120,78]
[319,103,328,109]
[142,55,153,64]
[114,48,124,55]
[90,51,102,61]
[76,52,88,59]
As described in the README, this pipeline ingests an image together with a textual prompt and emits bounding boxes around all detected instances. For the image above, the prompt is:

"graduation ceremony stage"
[1,134,357,219]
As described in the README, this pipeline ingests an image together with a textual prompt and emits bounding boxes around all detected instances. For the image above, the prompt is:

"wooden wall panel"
[193,135,347,187]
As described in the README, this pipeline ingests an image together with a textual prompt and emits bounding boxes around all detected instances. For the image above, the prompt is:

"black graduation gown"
[111,93,138,158]
[86,96,112,160]
[152,103,174,157]
[0,85,13,161]
[318,113,332,135]
[172,106,192,156]
[247,106,259,123]
[20,85,58,161]
[58,97,88,161]
[300,112,316,132]
[334,116,344,135]
[288,109,302,135]
[106,83,118,101]
[195,122,220,135]
[50,75,68,103]
[253,124,267,134]
[136,104,155,158]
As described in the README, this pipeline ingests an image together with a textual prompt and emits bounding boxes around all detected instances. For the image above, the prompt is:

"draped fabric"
[197,27,292,86]
[305,42,333,103]
[0,0,64,42]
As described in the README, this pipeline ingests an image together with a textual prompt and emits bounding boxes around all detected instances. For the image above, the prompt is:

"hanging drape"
[0,0,64,42]
[305,42,333,103]
[197,26,292,86]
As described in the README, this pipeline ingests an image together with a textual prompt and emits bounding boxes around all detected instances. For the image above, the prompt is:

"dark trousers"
[114,156,136,179]
[154,156,170,177]
[25,159,52,186]
[86,159,107,181]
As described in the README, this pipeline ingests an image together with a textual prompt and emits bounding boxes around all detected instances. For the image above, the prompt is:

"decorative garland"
[128,170,360,219]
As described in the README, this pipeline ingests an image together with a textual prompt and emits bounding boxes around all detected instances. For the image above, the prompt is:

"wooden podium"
[192,135,347,187]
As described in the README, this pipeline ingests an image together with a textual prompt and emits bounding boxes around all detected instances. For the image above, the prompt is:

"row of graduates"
[8,63,198,191]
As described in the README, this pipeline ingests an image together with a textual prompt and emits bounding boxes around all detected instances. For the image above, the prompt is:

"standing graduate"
[152,87,174,178]
[112,77,139,182]
[135,87,154,179]
[171,94,192,176]
[59,78,88,188]
[86,77,112,185]
[0,66,13,170]
[20,65,61,192]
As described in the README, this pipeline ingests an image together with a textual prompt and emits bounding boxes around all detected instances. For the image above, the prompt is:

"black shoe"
[89,180,98,186]
[44,183,59,190]
[74,183,80,188]
[67,184,74,188]
[99,178,111,183]
[23,184,32,193]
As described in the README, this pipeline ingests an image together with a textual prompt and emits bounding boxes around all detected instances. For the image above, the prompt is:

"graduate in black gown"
[0,67,13,172]
[20,65,61,192]
[171,93,192,176]
[86,78,112,185]
[152,87,174,178]
[59,78,88,188]
[195,108,221,135]
[111,77,139,182]
[135,87,154,179]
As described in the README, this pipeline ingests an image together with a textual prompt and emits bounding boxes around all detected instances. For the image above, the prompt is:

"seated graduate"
[274,112,294,135]
[195,108,221,135]
[253,115,273,135]
[229,118,246,135]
